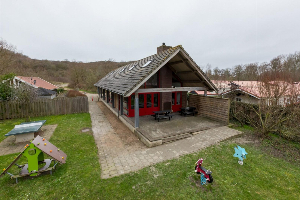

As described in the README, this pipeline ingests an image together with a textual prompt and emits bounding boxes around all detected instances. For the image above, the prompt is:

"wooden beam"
[136,87,206,93]
[177,53,204,81]
[179,50,218,92]
[166,64,177,74]
[176,71,195,74]
[106,90,109,103]
[168,60,186,65]
[112,92,115,108]
[182,80,204,83]
[120,95,123,115]
[134,93,139,128]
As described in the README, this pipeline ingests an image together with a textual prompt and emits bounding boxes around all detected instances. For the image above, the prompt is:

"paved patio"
[126,113,223,142]
[87,94,241,179]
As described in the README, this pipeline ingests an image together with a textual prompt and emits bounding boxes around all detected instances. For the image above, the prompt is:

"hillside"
[0,40,130,92]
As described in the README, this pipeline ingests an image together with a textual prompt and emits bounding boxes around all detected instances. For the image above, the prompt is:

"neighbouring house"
[220,81,262,104]
[94,43,218,128]
[189,90,217,96]
[192,80,231,97]
[220,81,300,106]
[12,76,58,99]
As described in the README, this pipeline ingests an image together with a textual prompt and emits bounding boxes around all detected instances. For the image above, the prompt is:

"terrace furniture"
[180,107,198,116]
[153,110,173,122]
[5,120,46,143]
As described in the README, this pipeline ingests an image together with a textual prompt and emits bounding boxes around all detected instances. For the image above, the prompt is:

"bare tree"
[231,72,300,138]
[0,39,16,74]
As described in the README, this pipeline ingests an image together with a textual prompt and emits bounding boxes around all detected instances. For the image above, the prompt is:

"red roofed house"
[220,81,300,106]
[13,76,58,99]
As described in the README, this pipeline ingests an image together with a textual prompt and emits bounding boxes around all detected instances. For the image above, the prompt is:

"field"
[0,114,299,200]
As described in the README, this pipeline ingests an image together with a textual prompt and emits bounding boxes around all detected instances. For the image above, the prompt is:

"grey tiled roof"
[35,87,56,96]
[94,45,216,96]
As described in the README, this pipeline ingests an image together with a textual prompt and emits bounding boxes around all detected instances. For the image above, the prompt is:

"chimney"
[33,80,36,85]
[157,43,172,54]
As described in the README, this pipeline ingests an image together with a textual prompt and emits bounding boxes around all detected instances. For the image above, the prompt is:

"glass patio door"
[172,92,182,112]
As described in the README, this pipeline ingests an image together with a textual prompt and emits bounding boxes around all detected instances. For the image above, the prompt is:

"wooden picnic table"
[153,110,173,122]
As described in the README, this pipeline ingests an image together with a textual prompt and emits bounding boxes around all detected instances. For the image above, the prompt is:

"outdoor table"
[5,120,46,143]
[153,110,172,120]
[180,107,197,116]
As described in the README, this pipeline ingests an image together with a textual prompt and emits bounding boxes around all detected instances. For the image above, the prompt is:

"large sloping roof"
[16,76,58,90]
[94,45,217,97]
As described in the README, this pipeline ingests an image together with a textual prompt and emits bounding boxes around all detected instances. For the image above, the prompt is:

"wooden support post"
[120,95,124,115]
[106,90,109,103]
[204,89,207,96]
[97,87,101,100]
[112,92,115,108]
[117,95,120,118]
[134,93,139,128]
[103,89,105,100]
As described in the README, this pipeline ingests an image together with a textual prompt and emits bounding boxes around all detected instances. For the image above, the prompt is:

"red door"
[144,93,160,115]
[172,92,182,112]
[127,93,160,117]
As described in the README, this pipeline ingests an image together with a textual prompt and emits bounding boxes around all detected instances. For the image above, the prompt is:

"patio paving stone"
[87,94,241,179]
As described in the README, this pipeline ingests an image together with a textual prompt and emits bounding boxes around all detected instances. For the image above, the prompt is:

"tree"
[0,39,16,74]
[233,65,243,81]
[0,73,15,101]
[231,71,300,138]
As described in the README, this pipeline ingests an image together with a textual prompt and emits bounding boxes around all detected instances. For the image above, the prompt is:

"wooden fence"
[0,96,89,120]
[188,95,230,124]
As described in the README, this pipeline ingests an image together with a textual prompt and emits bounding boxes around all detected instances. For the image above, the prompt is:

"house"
[94,43,218,128]
[220,81,262,104]
[192,80,232,97]
[13,76,58,99]
[220,81,300,106]
[189,90,217,96]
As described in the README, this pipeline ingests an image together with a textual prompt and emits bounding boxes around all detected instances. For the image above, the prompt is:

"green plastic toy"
[0,135,67,183]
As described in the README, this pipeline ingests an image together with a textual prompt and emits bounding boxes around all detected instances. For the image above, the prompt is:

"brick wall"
[157,44,172,53]
[159,66,172,110]
[188,95,230,124]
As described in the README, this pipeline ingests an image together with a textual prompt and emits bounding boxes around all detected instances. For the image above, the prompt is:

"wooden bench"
[157,114,171,122]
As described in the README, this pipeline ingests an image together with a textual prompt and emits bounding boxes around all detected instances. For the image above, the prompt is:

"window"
[129,64,136,70]
[124,97,128,109]
[120,67,125,73]
[172,93,175,105]
[147,94,152,108]
[141,60,152,68]
[176,93,180,105]
[139,94,144,108]
[154,94,158,107]
[131,96,135,109]
[236,98,241,102]
[145,72,158,88]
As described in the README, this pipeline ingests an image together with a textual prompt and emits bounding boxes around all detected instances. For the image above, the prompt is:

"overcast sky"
[1,0,300,69]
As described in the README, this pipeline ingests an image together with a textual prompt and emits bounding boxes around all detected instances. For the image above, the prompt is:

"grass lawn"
[0,114,300,200]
